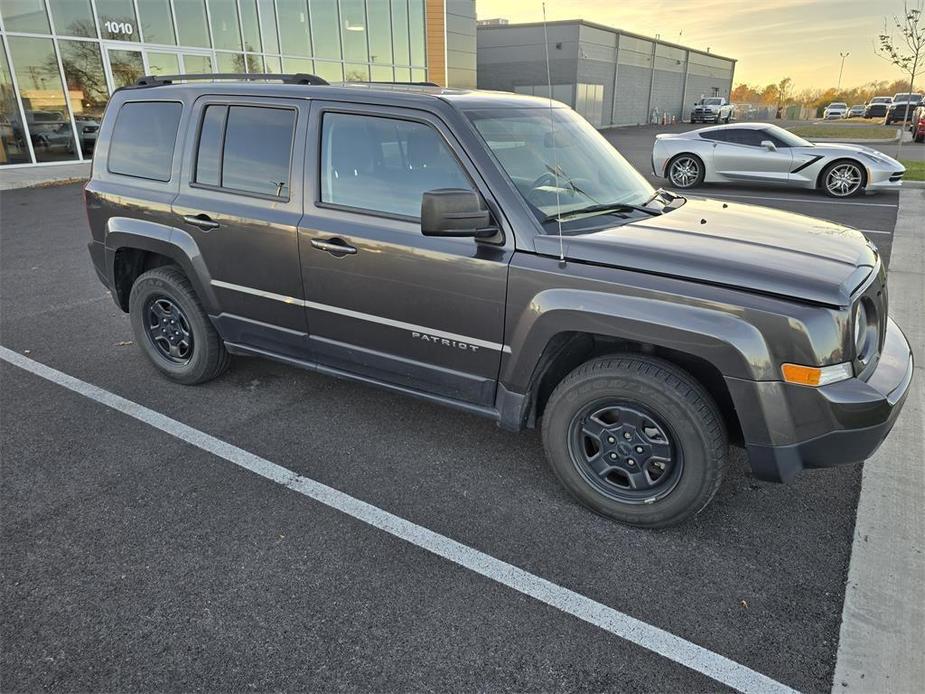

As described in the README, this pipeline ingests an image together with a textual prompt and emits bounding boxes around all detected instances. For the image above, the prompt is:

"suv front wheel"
[129,266,230,384]
[541,355,728,528]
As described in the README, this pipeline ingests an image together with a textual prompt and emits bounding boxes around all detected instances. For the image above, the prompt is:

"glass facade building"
[0,0,466,167]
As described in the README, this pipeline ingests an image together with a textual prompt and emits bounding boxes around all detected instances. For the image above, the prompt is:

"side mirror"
[421,189,494,237]
[760,140,777,151]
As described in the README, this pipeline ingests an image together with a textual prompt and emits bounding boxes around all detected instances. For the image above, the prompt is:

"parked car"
[884,93,923,124]
[652,122,905,197]
[84,75,913,528]
[690,97,734,124]
[912,105,925,143]
[73,116,100,156]
[823,102,848,119]
[865,96,892,118]
[846,104,866,118]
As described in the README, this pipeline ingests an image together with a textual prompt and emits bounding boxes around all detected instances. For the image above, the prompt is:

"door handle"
[182,213,220,230]
[311,238,357,256]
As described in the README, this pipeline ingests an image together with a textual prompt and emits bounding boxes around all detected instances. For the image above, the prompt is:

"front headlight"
[853,298,878,364]
[860,151,884,165]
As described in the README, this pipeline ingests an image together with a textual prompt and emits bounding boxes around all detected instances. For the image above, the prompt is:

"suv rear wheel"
[129,266,230,384]
[541,355,727,528]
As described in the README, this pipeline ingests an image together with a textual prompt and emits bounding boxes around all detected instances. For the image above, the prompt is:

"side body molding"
[502,287,774,393]
[104,217,219,313]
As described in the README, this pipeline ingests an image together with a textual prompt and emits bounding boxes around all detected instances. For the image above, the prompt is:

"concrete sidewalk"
[833,188,925,693]
[0,162,91,191]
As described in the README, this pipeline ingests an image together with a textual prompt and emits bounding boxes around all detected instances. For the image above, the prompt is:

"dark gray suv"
[85,74,914,528]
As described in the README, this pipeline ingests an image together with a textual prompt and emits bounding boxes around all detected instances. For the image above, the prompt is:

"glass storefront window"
[137,0,176,45]
[263,55,282,73]
[1,0,51,35]
[244,53,263,72]
[369,64,392,81]
[276,0,310,56]
[257,0,279,54]
[367,0,392,66]
[308,0,340,60]
[340,0,368,63]
[173,0,210,48]
[391,0,409,66]
[238,0,261,52]
[147,51,179,75]
[282,55,312,73]
[409,0,424,66]
[344,63,368,82]
[216,51,246,72]
[209,0,242,51]
[96,0,140,41]
[107,48,144,87]
[1,37,32,165]
[58,40,108,157]
[7,36,77,162]
[312,60,342,83]
[183,53,212,73]
[49,0,98,38]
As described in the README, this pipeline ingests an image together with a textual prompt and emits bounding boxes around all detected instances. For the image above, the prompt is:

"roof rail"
[134,73,329,87]
[364,81,441,87]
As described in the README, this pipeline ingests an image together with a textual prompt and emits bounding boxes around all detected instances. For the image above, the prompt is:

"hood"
[813,143,903,167]
[535,197,877,306]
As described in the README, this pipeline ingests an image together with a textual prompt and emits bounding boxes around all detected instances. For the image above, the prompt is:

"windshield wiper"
[542,201,661,223]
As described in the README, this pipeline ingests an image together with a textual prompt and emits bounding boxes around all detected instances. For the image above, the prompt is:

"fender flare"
[502,288,774,393]
[104,217,219,313]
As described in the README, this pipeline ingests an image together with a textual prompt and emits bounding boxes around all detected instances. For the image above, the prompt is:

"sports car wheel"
[822,160,865,198]
[667,154,704,188]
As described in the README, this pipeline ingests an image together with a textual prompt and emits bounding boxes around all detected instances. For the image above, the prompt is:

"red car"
[913,105,925,143]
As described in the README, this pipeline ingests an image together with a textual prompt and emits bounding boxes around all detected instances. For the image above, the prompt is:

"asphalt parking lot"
[0,127,912,692]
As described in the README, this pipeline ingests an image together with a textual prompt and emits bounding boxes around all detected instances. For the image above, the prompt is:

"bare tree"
[875,0,925,157]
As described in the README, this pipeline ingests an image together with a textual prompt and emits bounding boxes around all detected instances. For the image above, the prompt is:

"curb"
[902,180,925,189]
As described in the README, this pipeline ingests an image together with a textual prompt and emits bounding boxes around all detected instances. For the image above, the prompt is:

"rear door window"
[193,104,296,198]
[108,101,182,181]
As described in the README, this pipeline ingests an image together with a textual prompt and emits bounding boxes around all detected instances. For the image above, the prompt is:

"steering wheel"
[530,171,559,190]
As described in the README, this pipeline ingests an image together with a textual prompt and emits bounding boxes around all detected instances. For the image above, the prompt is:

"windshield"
[702,98,724,105]
[764,124,812,147]
[466,107,655,229]
[872,97,891,103]
[829,103,847,108]
[894,93,922,102]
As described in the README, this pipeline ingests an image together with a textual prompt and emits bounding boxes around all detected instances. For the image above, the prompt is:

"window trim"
[106,99,183,182]
[189,101,298,202]
[315,108,482,223]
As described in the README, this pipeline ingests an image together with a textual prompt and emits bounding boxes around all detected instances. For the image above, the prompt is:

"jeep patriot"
[85,74,914,527]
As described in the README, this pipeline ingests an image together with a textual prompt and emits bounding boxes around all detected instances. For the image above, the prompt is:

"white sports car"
[652,123,905,197]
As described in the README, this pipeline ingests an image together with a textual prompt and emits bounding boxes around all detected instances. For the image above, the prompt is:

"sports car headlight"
[860,152,885,165]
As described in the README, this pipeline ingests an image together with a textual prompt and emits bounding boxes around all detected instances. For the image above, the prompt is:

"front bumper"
[727,317,914,482]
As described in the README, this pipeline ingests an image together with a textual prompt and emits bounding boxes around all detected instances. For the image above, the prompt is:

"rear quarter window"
[108,101,183,182]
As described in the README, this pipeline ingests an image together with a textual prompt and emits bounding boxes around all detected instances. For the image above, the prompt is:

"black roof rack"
[364,81,441,87]
[134,73,329,87]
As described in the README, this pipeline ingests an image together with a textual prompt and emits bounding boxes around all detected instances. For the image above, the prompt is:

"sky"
[474,0,917,90]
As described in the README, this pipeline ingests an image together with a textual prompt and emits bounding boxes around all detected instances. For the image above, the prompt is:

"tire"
[129,266,230,385]
[915,133,924,143]
[666,153,705,189]
[541,355,728,528]
[820,159,866,198]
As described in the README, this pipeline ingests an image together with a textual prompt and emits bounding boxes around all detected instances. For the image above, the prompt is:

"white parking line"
[860,229,892,236]
[0,345,797,694]
[700,192,898,208]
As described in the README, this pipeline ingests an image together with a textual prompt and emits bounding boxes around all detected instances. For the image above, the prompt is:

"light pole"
[836,51,850,93]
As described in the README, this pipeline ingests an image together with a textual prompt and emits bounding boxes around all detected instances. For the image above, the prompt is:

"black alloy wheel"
[144,296,194,364]
[568,402,683,503]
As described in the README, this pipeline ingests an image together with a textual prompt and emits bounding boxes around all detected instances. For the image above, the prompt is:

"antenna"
[542,2,565,263]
